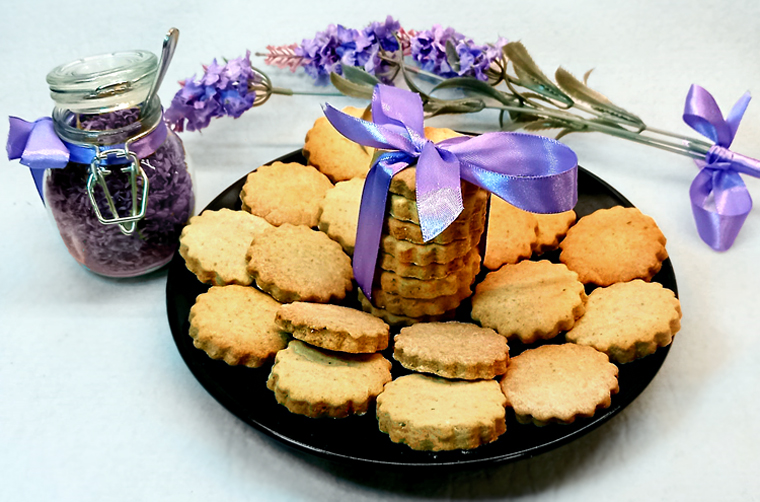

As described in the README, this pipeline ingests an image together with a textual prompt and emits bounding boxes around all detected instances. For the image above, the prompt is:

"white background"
[1,1,759,500]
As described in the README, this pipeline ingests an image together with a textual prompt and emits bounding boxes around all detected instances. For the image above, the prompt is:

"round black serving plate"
[166,150,677,468]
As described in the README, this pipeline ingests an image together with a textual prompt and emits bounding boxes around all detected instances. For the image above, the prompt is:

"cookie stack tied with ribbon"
[323,85,579,326]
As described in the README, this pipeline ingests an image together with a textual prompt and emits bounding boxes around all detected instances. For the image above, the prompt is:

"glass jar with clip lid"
[39,32,194,277]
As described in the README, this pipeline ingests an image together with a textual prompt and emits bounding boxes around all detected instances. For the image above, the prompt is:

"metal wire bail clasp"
[85,145,150,236]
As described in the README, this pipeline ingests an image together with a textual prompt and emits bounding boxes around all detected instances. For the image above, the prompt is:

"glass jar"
[43,50,194,277]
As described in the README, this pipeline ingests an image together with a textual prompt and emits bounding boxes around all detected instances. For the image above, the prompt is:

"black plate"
[166,150,677,468]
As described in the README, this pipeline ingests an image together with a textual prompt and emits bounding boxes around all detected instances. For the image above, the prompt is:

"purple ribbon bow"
[7,115,168,202]
[323,84,579,298]
[684,84,760,251]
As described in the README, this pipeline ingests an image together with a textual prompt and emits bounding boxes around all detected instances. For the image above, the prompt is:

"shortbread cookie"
[369,282,473,317]
[189,285,288,367]
[358,290,457,328]
[179,208,273,286]
[484,197,538,270]
[388,189,488,224]
[384,210,486,245]
[377,250,480,299]
[471,260,586,344]
[566,280,682,363]
[380,226,484,266]
[266,340,392,418]
[303,106,373,182]
[559,206,668,286]
[533,210,577,254]
[246,224,353,303]
[318,177,365,254]
[240,162,333,227]
[376,373,507,451]
[275,302,390,353]
[500,343,619,426]
[394,322,509,380]
[378,248,480,280]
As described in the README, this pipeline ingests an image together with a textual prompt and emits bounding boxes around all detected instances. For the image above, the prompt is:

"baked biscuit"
[189,285,288,367]
[394,322,509,380]
[303,106,373,182]
[500,343,619,426]
[275,302,390,353]
[246,224,353,303]
[377,250,480,299]
[484,197,538,270]
[559,206,668,286]
[387,189,488,224]
[376,373,507,451]
[358,290,457,328]
[266,340,392,418]
[377,248,480,280]
[369,282,473,317]
[566,280,682,363]
[318,177,365,255]
[384,211,486,245]
[533,210,577,254]
[179,208,272,286]
[379,226,484,266]
[471,260,586,344]
[240,162,333,227]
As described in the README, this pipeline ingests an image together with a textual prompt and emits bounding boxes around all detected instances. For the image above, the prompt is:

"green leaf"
[555,67,644,127]
[425,97,485,117]
[522,118,573,132]
[329,72,374,100]
[431,77,517,106]
[503,42,573,107]
[341,65,381,87]
[445,40,460,73]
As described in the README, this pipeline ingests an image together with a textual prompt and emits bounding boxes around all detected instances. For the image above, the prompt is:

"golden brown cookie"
[266,340,392,418]
[393,322,509,380]
[484,197,538,270]
[500,343,619,426]
[246,224,353,303]
[377,247,480,280]
[240,162,333,227]
[275,302,390,353]
[533,210,577,254]
[189,285,288,367]
[376,373,507,451]
[179,208,273,286]
[384,209,486,245]
[369,282,473,317]
[357,290,457,328]
[379,226,484,266]
[387,189,488,224]
[566,280,682,363]
[559,206,668,286]
[377,250,481,299]
[317,177,365,255]
[303,106,373,182]
[471,260,587,344]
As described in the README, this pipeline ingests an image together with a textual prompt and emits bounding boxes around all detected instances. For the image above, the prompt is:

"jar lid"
[47,50,158,114]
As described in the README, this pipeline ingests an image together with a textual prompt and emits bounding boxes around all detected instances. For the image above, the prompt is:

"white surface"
[1,1,759,500]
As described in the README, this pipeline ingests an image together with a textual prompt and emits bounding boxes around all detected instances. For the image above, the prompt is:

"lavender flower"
[411,25,507,81]
[164,51,259,132]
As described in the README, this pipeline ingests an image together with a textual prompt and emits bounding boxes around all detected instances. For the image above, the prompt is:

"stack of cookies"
[359,127,488,327]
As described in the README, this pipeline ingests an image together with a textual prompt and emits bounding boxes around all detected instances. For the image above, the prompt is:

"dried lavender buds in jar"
[44,110,194,277]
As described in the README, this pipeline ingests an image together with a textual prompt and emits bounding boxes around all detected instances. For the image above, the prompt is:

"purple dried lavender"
[45,110,194,277]
[164,51,259,132]
[410,25,507,81]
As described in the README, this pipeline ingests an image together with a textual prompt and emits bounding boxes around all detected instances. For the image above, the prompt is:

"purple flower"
[165,51,260,132]
[411,25,507,81]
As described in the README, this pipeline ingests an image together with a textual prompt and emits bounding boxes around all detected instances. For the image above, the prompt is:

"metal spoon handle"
[145,27,179,108]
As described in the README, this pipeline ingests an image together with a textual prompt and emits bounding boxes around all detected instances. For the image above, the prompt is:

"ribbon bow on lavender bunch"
[323,84,578,298]
[684,85,760,251]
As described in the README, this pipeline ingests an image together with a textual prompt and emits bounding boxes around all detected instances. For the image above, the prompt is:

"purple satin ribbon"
[7,115,168,202]
[684,84,760,251]
[323,84,579,298]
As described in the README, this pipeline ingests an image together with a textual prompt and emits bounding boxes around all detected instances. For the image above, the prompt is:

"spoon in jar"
[143,27,179,116]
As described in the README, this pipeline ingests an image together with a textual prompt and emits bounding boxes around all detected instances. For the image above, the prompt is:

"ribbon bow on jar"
[323,84,579,298]
[684,84,760,251]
